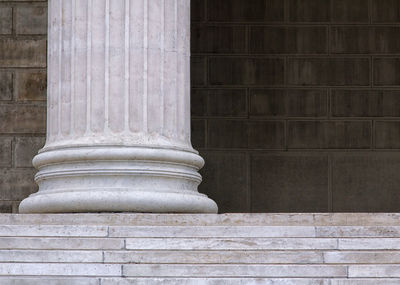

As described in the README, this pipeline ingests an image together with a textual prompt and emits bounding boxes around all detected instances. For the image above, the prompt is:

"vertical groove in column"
[104,0,110,133]
[129,0,144,133]
[57,0,62,138]
[73,0,88,136]
[70,0,75,137]
[47,0,52,142]
[109,0,125,133]
[143,0,148,132]
[160,0,165,135]
[176,0,185,141]
[124,0,130,132]
[184,0,190,143]
[86,0,92,135]
[90,0,106,133]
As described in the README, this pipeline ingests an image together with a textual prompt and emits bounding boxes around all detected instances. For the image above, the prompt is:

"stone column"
[19,0,217,213]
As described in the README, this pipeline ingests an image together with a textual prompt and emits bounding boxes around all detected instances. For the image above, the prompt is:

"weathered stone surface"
[324,251,400,264]
[0,137,11,167]
[0,225,107,237]
[0,169,37,200]
[0,39,46,67]
[0,250,102,263]
[316,226,400,237]
[0,72,13,101]
[15,70,46,101]
[14,137,45,167]
[339,238,400,250]
[0,7,11,34]
[15,5,47,35]
[102,279,330,285]
[349,265,400,278]
[0,279,99,285]
[0,105,46,134]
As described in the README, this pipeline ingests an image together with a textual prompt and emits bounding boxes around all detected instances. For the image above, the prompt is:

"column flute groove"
[19,0,217,214]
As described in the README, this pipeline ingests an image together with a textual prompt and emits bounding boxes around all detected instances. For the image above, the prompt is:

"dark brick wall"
[192,0,400,212]
[0,0,47,212]
[1,0,400,213]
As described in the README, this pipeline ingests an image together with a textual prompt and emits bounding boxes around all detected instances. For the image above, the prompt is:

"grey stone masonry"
[0,213,399,283]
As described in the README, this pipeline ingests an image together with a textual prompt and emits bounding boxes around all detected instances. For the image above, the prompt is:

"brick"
[125,237,337,250]
[14,136,45,167]
[209,57,284,86]
[374,58,400,86]
[249,27,327,54]
[207,0,284,22]
[0,105,46,133]
[288,121,371,149]
[332,153,400,211]
[331,27,400,54]
[104,250,322,264]
[199,152,248,213]
[191,0,204,22]
[207,120,284,149]
[331,90,392,117]
[250,89,327,117]
[191,119,205,148]
[0,168,37,200]
[0,137,11,167]
[15,70,47,101]
[331,0,370,22]
[288,0,330,22]
[287,58,370,86]
[0,7,12,34]
[191,57,206,86]
[16,5,47,35]
[0,39,46,67]
[372,0,400,22]
[191,25,246,54]
[208,89,247,117]
[0,72,12,101]
[375,121,400,148]
[251,154,329,212]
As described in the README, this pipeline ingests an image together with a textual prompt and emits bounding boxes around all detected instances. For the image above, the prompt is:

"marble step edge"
[1,213,400,226]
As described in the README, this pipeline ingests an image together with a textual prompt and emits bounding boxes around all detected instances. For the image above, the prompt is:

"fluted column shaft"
[19,0,217,213]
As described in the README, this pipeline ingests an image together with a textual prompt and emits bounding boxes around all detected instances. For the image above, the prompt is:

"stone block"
[0,225,107,237]
[191,119,205,149]
[375,121,400,148]
[0,201,12,213]
[0,279,99,285]
[191,25,246,54]
[0,169,36,200]
[15,5,47,35]
[207,0,284,22]
[332,153,400,212]
[0,105,46,133]
[0,237,123,250]
[0,7,11,34]
[372,0,400,22]
[0,39,46,67]
[0,137,11,167]
[249,27,327,54]
[331,0,370,22]
[339,238,400,250]
[0,263,120,277]
[349,265,400,278]
[288,0,330,22]
[208,89,247,117]
[287,121,371,149]
[191,57,206,86]
[190,89,207,117]
[0,250,103,263]
[331,27,400,54]
[250,89,327,117]
[14,136,45,167]
[287,58,370,86]
[331,90,400,117]
[190,0,204,22]
[324,251,400,264]
[122,264,346,278]
[15,70,47,101]
[316,226,400,237]
[332,280,400,285]
[0,72,12,101]
[199,151,248,213]
[251,154,329,212]
[125,237,337,250]
[209,57,284,86]
[247,121,285,149]
[374,58,400,85]
[109,226,315,238]
[104,250,323,264]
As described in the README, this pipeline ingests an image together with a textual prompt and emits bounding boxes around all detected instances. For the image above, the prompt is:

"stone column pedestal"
[19,0,217,213]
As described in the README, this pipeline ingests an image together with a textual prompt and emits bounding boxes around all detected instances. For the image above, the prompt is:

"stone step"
[2,213,400,226]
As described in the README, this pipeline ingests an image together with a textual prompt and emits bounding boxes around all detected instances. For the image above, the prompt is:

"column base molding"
[19,146,217,214]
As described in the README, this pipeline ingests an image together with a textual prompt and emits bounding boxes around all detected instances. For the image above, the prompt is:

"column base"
[19,145,218,214]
